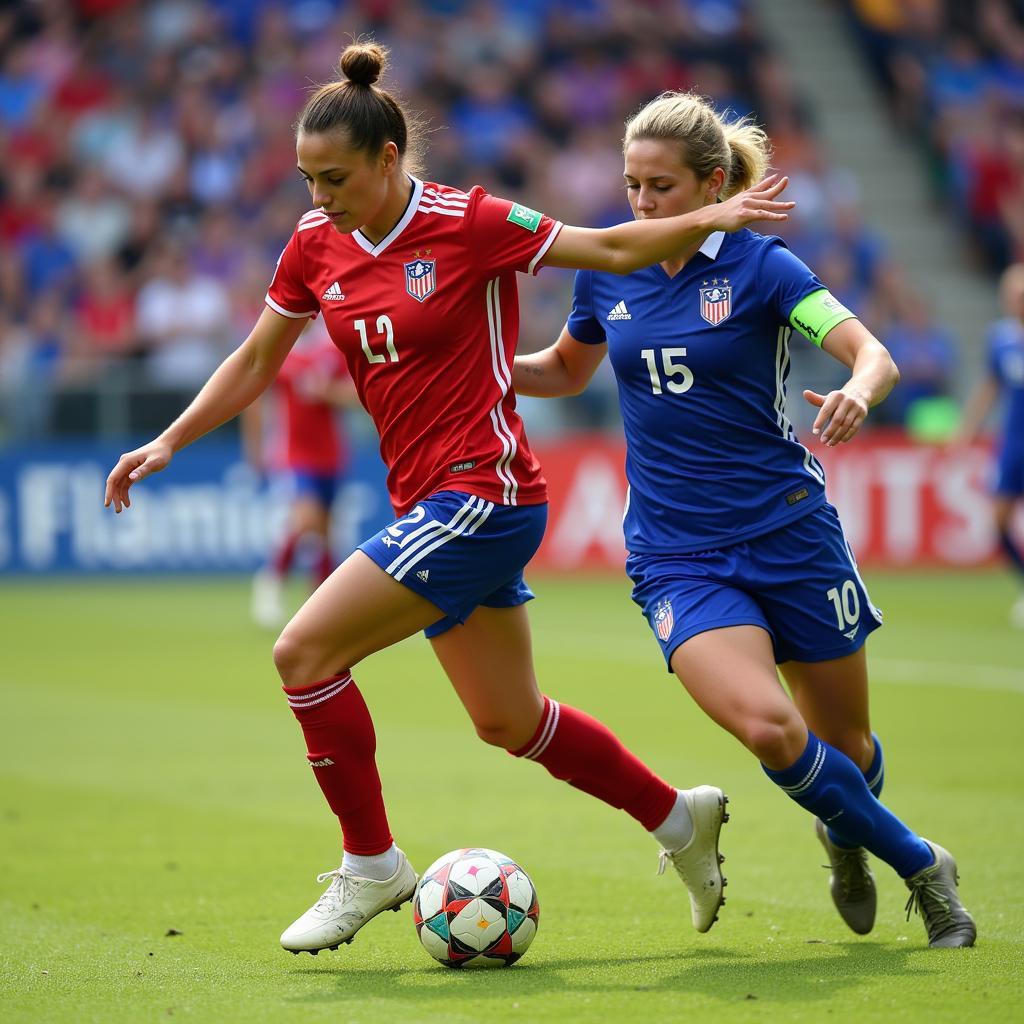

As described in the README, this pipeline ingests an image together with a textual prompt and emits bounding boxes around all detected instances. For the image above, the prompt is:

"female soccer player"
[104,44,794,955]
[958,263,1024,627]
[245,324,356,627]
[514,91,976,948]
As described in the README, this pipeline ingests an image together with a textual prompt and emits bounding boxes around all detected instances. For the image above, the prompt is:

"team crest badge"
[653,599,674,642]
[404,258,436,302]
[699,281,732,325]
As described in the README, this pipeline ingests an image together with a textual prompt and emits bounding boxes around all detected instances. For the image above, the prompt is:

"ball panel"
[449,897,506,952]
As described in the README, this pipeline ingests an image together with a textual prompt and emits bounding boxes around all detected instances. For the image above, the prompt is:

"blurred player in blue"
[514,91,976,948]
[958,262,1024,627]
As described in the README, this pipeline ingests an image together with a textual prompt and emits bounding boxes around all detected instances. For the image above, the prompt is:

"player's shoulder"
[292,208,333,236]
[417,179,473,220]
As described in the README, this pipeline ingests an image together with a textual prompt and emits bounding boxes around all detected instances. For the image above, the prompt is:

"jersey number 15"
[641,347,694,395]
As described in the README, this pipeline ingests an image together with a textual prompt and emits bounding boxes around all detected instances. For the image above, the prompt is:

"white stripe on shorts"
[386,496,493,581]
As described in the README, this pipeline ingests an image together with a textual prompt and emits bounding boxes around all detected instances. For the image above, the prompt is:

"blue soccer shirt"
[567,228,853,554]
[986,316,1024,449]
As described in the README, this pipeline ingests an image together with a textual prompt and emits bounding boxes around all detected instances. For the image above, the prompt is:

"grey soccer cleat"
[904,840,977,948]
[815,817,877,935]
[657,785,729,933]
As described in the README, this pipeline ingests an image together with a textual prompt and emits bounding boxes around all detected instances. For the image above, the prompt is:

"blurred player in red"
[105,41,792,957]
[245,323,356,627]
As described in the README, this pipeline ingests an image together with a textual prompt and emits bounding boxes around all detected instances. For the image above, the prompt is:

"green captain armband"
[788,289,856,347]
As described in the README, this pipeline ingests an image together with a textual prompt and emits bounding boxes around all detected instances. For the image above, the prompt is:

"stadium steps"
[757,0,997,382]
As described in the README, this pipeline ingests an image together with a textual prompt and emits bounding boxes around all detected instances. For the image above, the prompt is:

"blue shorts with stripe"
[627,503,883,669]
[358,490,548,638]
[287,469,339,508]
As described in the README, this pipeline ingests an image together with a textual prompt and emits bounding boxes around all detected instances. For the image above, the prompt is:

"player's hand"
[104,440,173,512]
[804,386,870,446]
[712,175,794,231]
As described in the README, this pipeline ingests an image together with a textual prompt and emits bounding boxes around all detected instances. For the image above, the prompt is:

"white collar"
[351,176,424,257]
[697,231,725,260]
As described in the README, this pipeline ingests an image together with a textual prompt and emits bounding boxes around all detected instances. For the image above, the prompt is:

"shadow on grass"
[282,941,939,1006]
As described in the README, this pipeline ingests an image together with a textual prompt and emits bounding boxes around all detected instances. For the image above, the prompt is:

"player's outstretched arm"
[513,327,607,398]
[544,175,794,275]
[104,307,308,512]
[803,318,900,446]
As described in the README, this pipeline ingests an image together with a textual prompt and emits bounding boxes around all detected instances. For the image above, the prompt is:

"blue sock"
[763,731,932,878]
[827,732,883,846]
[999,528,1024,577]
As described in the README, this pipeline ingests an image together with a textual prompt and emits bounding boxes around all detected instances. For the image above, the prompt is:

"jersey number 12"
[641,347,694,395]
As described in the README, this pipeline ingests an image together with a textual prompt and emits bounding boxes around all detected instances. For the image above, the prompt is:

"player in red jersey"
[105,41,793,956]
[244,323,356,627]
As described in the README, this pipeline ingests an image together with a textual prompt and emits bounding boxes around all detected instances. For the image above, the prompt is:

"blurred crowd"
[846,0,1024,273]
[0,0,960,440]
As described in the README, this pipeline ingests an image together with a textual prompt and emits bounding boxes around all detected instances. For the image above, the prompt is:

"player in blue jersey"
[514,91,975,948]
[958,263,1024,627]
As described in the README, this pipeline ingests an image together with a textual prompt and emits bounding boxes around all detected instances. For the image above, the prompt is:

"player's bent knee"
[741,714,806,767]
[272,629,335,686]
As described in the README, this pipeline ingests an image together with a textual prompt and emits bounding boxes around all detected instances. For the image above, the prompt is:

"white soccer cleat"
[657,785,729,933]
[251,570,285,628]
[280,850,418,954]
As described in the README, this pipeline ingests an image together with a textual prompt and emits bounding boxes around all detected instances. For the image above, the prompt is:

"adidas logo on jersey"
[607,301,631,320]
[416,569,430,583]
[321,281,345,301]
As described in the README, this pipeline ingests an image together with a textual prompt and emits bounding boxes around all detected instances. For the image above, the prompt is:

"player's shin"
[763,731,931,878]
[507,695,677,827]
[282,673,394,855]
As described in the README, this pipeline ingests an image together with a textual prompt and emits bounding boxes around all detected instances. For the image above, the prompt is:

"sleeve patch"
[507,203,542,233]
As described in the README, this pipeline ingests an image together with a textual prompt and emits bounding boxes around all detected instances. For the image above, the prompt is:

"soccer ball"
[412,848,540,967]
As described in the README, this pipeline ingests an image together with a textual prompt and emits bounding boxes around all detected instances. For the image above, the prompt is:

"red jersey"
[270,328,351,474]
[265,177,560,514]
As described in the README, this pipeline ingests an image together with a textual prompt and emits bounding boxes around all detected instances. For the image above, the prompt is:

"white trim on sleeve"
[528,221,563,275]
[265,294,317,319]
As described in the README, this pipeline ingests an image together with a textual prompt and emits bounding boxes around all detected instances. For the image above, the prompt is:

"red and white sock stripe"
[520,698,560,760]
[284,672,353,710]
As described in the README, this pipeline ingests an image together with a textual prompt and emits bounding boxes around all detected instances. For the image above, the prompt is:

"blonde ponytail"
[624,91,771,198]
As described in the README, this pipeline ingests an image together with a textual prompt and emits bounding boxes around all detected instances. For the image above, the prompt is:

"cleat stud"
[289,950,299,955]
[722,814,730,823]
[309,949,318,956]
[329,944,339,951]
[718,854,725,864]
[722,877,728,886]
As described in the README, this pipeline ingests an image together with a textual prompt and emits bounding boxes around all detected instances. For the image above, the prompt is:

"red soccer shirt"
[270,328,351,475]
[265,177,560,514]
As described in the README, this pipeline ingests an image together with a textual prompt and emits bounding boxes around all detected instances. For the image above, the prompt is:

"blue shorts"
[358,491,548,638]
[994,443,1024,497]
[627,503,883,669]
[289,470,339,508]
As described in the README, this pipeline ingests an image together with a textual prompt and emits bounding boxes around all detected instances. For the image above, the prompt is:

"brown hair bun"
[339,42,386,87]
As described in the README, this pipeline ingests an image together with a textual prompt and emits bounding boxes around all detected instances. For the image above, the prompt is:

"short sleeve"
[758,238,834,324]
[566,270,606,345]
[266,230,320,320]
[462,188,563,277]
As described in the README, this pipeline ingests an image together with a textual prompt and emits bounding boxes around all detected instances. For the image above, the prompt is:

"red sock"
[312,547,334,588]
[272,529,302,576]
[509,696,676,830]
[283,673,394,855]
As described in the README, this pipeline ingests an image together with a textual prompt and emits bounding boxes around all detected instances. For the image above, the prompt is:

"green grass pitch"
[2,571,1022,1023]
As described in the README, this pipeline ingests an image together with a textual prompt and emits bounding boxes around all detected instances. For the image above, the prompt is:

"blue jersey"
[986,317,1024,449]
[568,229,838,554]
